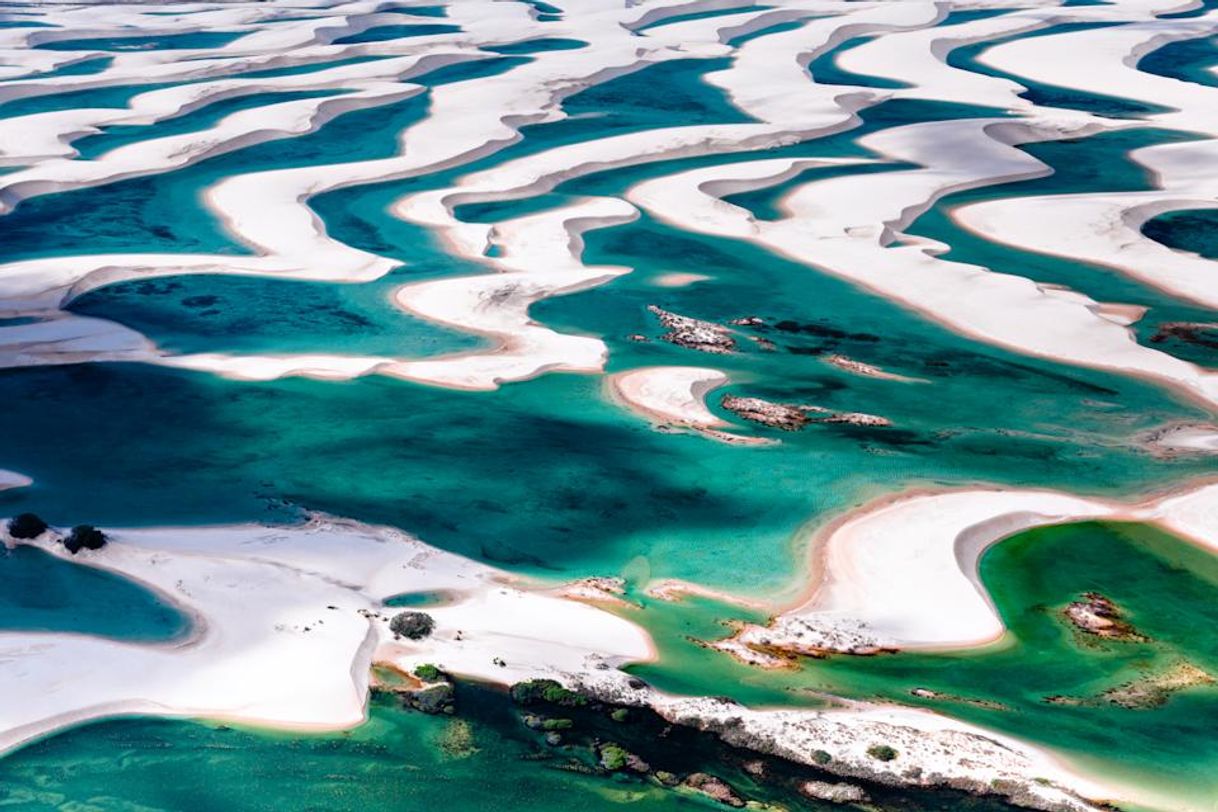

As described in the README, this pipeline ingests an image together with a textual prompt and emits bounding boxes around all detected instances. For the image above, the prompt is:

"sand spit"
[722,481,1218,659]
[0,469,30,492]
[0,514,652,755]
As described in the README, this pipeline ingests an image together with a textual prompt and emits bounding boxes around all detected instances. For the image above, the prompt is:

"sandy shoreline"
[0,507,1125,811]
[0,513,655,755]
[717,477,1218,660]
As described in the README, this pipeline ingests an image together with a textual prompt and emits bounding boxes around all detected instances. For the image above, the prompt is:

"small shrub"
[599,742,629,771]
[510,679,587,707]
[867,744,898,762]
[390,611,435,640]
[541,718,573,731]
[414,663,444,682]
[811,749,832,765]
[610,708,629,723]
[63,525,107,555]
[7,513,48,540]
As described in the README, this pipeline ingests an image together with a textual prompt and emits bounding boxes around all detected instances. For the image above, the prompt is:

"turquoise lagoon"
[0,9,1217,811]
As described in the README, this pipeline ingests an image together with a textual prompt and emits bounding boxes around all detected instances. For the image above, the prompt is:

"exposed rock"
[799,779,869,804]
[824,354,923,383]
[720,396,813,431]
[627,333,649,343]
[648,305,736,354]
[813,411,892,428]
[730,615,896,659]
[406,683,456,715]
[1063,593,1145,641]
[555,576,633,607]
[565,671,1105,812]
[1149,320,1218,349]
[720,395,891,431]
[705,637,795,670]
[682,772,746,807]
[729,316,764,327]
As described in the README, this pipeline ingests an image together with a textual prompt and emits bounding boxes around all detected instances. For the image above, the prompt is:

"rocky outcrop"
[720,396,813,431]
[731,615,896,658]
[1063,593,1144,641]
[648,306,736,354]
[799,779,869,803]
[682,772,746,807]
[720,394,892,431]
[816,411,892,427]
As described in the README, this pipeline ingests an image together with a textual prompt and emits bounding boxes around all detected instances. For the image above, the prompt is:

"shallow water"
[0,545,187,640]
[625,522,1218,808]
[1,5,1217,809]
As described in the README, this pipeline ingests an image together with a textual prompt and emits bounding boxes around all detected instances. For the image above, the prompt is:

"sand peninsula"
[0,510,1114,812]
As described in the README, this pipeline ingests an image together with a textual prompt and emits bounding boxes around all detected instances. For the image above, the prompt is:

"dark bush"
[7,513,48,540]
[509,679,587,707]
[867,744,898,762]
[389,611,434,640]
[414,663,444,682]
[63,525,107,554]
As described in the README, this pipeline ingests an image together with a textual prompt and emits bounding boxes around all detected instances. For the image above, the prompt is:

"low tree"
[867,744,898,762]
[63,525,107,555]
[389,611,435,640]
[7,513,48,540]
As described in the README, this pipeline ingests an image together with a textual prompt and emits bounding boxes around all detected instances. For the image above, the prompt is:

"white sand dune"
[737,480,1218,655]
[4,0,1214,411]
[627,116,1218,410]
[607,365,730,429]
[0,515,653,754]
[0,509,1117,811]
[0,469,30,492]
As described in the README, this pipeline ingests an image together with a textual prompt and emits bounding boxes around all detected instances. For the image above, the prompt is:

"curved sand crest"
[728,480,1218,658]
[626,116,1218,411]
[4,0,1217,406]
[945,13,1218,310]
[0,510,1114,812]
[608,365,771,445]
[608,365,728,429]
[0,514,653,755]
[0,0,796,387]
[939,12,1218,309]
[150,196,640,387]
[955,192,1218,310]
